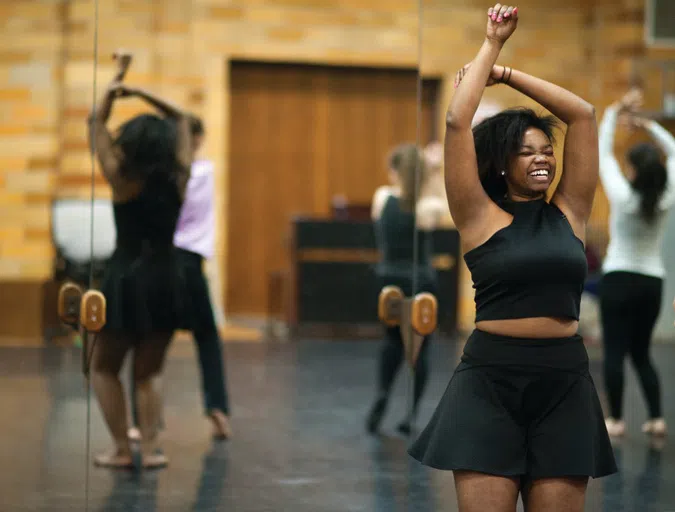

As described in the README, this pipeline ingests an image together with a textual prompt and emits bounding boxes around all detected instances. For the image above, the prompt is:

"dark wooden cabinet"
[286,218,460,338]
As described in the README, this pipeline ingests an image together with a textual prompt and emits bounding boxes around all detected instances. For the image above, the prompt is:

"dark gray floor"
[1,337,675,511]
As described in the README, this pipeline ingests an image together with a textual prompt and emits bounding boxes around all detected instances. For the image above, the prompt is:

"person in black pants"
[600,273,663,433]
[129,117,232,441]
[598,88,675,438]
[366,143,446,436]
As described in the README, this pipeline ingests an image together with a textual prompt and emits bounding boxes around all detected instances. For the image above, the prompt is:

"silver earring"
[501,170,506,176]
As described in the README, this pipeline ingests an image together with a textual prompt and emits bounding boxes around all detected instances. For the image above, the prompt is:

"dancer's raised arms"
[444,3,518,249]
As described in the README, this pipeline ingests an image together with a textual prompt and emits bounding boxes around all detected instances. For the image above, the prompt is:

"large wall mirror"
[0,1,100,510]
[61,0,430,510]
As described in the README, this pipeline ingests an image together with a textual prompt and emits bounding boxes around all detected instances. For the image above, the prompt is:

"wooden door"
[227,61,427,316]
[421,78,441,145]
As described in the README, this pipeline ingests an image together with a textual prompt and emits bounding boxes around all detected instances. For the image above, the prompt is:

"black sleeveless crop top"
[375,195,433,275]
[463,198,587,322]
[113,172,182,256]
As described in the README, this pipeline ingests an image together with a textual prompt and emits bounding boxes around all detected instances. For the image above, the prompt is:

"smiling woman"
[408,4,617,512]
[473,107,559,202]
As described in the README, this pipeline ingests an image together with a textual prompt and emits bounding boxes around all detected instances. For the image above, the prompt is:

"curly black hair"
[627,142,668,223]
[472,107,560,201]
[114,113,179,182]
[189,115,204,136]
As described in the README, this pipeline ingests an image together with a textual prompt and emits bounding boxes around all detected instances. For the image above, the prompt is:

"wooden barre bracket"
[57,283,83,326]
[377,287,439,368]
[80,290,107,333]
[411,292,438,337]
[80,290,106,378]
[378,285,404,327]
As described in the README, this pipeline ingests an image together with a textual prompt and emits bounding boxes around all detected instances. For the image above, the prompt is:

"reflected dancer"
[369,437,436,512]
[369,437,411,512]
[191,445,229,511]
[634,442,664,512]
[96,472,159,512]
[129,117,233,442]
[366,144,445,436]
[602,441,665,512]
[88,51,193,469]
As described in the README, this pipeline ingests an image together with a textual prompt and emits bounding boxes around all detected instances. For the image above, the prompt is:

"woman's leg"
[628,277,664,430]
[412,334,431,412]
[91,331,134,468]
[398,274,438,434]
[522,477,588,512]
[397,334,431,435]
[599,273,633,433]
[127,362,141,441]
[133,331,173,468]
[183,250,232,438]
[367,326,404,433]
[454,471,520,512]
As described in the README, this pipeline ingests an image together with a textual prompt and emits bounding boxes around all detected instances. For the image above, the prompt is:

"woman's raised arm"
[444,4,519,239]
[501,67,597,233]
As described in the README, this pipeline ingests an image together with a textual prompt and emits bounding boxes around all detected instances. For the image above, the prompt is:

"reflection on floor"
[1,337,675,511]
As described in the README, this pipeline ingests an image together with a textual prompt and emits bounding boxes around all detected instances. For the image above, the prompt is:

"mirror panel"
[77,0,427,511]
[0,0,99,509]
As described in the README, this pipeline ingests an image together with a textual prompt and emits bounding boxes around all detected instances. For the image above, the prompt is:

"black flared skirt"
[99,247,188,338]
[409,329,617,479]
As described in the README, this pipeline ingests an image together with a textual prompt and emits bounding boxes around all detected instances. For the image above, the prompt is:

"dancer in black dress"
[409,5,616,511]
[88,53,192,469]
[128,117,233,442]
[366,143,445,435]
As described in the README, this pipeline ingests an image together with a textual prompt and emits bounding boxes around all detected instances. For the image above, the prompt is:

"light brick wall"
[1,0,421,283]
[0,0,64,279]
[1,0,672,330]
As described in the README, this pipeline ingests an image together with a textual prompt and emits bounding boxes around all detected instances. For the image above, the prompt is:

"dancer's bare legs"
[133,332,173,468]
[522,477,588,512]
[90,332,134,468]
[454,471,520,512]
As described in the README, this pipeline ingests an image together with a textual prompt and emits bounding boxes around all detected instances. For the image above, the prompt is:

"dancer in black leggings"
[598,88,675,438]
[366,143,445,435]
[174,117,231,439]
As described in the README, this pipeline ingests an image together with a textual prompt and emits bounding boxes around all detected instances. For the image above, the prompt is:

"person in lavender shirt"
[129,117,232,441]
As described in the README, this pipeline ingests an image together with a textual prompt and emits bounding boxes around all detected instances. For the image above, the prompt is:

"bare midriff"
[476,317,579,339]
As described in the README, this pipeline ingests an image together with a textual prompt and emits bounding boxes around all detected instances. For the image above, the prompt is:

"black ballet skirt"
[409,329,617,479]
[100,174,188,337]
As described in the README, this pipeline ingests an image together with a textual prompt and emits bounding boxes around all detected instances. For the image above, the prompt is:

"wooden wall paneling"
[203,56,229,323]
[227,62,421,316]
[421,78,441,145]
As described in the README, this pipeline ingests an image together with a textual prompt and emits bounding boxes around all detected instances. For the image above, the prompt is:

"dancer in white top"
[598,88,675,437]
